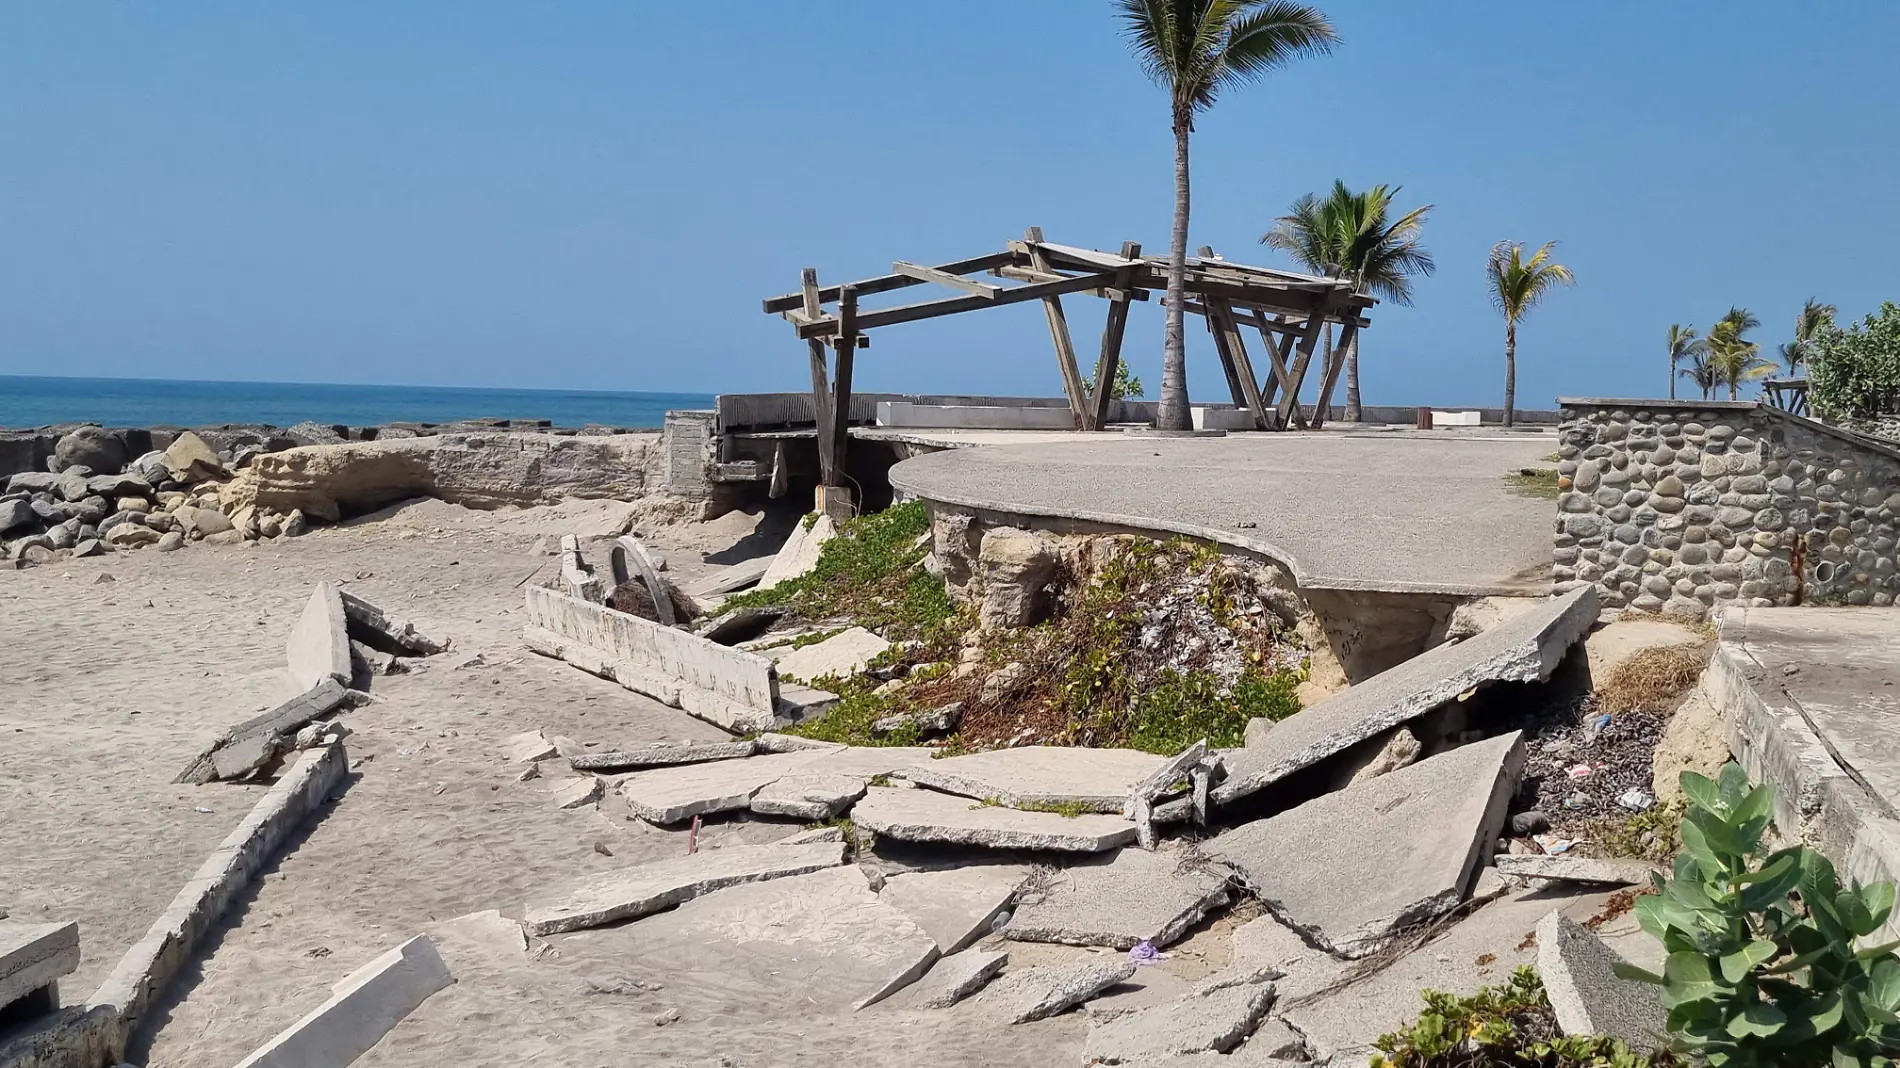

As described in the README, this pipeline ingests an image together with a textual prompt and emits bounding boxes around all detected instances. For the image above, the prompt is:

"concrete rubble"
[771,625,892,682]
[1537,911,1669,1050]
[232,935,454,1068]
[1494,854,1660,887]
[758,513,835,589]
[1082,972,1277,1063]
[911,948,1009,1009]
[1124,740,1211,848]
[176,676,354,784]
[897,746,1168,813]
[504,729,559,764]
[520,840,848,936]
[0,921,79,1012]
[567,738,758,772]
[852,786,1139,853]
[1003,957,1138,1023]
[287,581,353,691]
[877,864,1031,954]
[1193,587,1595,816]
[549,776,603,810]
[1006,847,1231,950]
[612,751,825,824]
[748,772,868,820]
[338,588,448,656]
[1207,731,1526,958]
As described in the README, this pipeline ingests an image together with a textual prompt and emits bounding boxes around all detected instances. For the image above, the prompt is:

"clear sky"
[3,2,1894,408]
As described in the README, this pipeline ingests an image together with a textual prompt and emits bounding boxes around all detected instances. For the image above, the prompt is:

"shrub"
[1618,763,1900,1066]
[1809,303,1900,421]
[1370,966,1665,1067]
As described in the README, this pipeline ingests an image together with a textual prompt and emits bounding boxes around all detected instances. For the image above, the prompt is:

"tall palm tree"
[1119,0,1338,431]
[1262,181,1434,421]
[1665,323,1705,401]
[1680,351,1719,401]
[1485,241,1575,428]
[1778,297,1835,375]
[1706,307,1773,400]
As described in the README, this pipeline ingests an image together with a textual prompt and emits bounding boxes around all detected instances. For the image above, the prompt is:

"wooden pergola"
[1762,377,1811,417]
[762,228,1375,493]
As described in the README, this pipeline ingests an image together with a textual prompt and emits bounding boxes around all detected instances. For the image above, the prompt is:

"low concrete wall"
[1554,398,1900,619]
[876,403,1079,430]
[522,586,782,733]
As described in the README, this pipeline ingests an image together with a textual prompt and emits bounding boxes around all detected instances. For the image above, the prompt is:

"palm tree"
[1485,241,1575,428]
[1706,307,1773,400]
[1263,181,1434,421]
[1119,0,1338,431]
[1680,352,1719,400]
[1778,297,1835,375]
[1665,323,1705,401]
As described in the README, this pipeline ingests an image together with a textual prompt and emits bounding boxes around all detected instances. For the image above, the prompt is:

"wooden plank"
[1025,226,1089,430]
[1088,241,1140,429]
[800,269,837,483]
[1274,309,1328,431]
[1021,240,1143,271]
[1253,317,1299,412]
[762,250,1018,313]
[992,264,1150,302]
[1208,297,1271,430]
[1202,300,1251,411]
[892,260,1001,298]
[796,265,1125,338]
[826,285,858,488]
[1310,321,1360,430]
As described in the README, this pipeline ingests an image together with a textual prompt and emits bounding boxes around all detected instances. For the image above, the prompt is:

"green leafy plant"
[1616,763,1900,1067]
[1371,966,1665,1067]
[1083,361,1146,400]
[1810,302,1900,422]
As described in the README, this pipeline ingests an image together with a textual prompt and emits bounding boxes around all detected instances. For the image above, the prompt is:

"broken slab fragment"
[550,776,603,810]
[286,581,352,691]
[749,773,868,820]
[1206,731,1526,958]
[684,555,771,600]
[898,746,1167,813]
[852,786,1138,853]
[339,589,447,656]
[694,605,785,646]
[614,750,820,824]
[1009,958,1139,1023]
[174,676,354,785]
[1537,911,1669,1050]
[568,739,758,772]
[1495,854,1660,887]
[1007,846,1231,951]
[873,701,964,738]
[504,729,559,764]
[913,948,1009,1009]
[0,921,79,1011]
[1082,973,1276,1063]
[1197,587,1595,815]
[878,864,1031,955]
[772,626,892,683]
[232,934,453,1068]
[758,513,834,590]
[520,840,847,936]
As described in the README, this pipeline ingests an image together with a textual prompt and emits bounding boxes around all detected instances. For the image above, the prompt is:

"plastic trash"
[1564,792,1591,810]
[1128,940,1163,966]
[1617,788,1655,812]
[1533,834,1575,855]
[1566,763,1594,779]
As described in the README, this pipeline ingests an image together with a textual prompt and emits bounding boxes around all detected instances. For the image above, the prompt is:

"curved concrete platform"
[889,432,1557,595]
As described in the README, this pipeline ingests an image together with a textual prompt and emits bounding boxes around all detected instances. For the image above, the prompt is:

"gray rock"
[878,864,1031,954]
[45,517,81,550]
[1082,974,1276,1062]
[72,538,104,558]
[851,786,1138,853]
[54,470,92,502]
[86,472,152,500]
[1007,846,1231,950]
[897,746,1167,813]
[287,420,347,445]
[1537,911,1668,1050]
[29,496,66,522]
[6,471,59,495]
[519,840,848,936]
[1206,732,1527,958]
[1494,854,1660,887]
[1197,588,1594,816]
[129,449,169,484]
[0,498,32,534]
[97,509,145,534]
[912,948,1009,1009]
[748,772,868,820]
[568,739,759,772]
[53,426,125,474]
[1008,958,1138,1023]
[1509,810,1550,835]
[70,494,110,524]
[156,530,185,552]
[873,701,964,737]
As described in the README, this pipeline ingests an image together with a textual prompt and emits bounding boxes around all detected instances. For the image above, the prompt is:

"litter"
[1128,940,1166,966]
[1533,834,1575,855]
[1617,788,1655,812]
[1563,793,1590,810]
[1565,763,1593,779]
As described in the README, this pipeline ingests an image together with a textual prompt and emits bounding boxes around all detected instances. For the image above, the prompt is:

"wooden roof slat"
[892,260,1002,298]
[794,267,1125,339]
[762,250,1021,313]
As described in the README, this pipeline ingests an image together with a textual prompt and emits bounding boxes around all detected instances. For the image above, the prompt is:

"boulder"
[178,505,234,538]
[45,518,81,551]
[129,449,170,484]
[87,472,152,499]
[72,539,104,558]
[70,494,110,524]
[105,523,160,548]
[54,470,92,502]
[164,430,228,483]
[5,471,58,495]
[53,426,125,474]
[0,498,31,534]
[156,531,185,552]
[976,527,1060,629]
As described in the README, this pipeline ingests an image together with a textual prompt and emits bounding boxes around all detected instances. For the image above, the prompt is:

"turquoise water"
[0,375,714,430]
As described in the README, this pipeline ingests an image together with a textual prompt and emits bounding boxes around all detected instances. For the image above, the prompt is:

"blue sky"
[2,2,1894,408]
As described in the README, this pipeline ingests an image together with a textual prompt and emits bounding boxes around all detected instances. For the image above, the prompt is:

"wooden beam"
[1274,309,1328,430]
[1088,241,1140,430]
[1253,316,1299,411]
[892,260,1001,298]
[1207,297,1272,430]
[1309,321,1358,431]
[992,264,1150,302]
[795,265,1125,338]
[762,250,1019,313]
[1202,301,1250,410]
[826,285,859,488]
[801,268,836,484]
[1017,240,1144,272]
[1026,226,1089,430]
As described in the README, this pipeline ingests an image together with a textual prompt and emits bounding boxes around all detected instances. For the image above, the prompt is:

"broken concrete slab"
[772,626,893,683]
[749,773,867,820]
[852,786,1138,853]
[685,555,772,599]
[1495,854,1660,887]
[1125,740,1210,848]
[520,840,848,936]
[339,588,447,656]
[694,605,785,645]
[758,513,834,590]
[913,948,1009,1009]
[1342,726,1422,787]
[349,639,404,680]
[614,750,821,824]
[0,921,79,1011]
[898,746,1168,813]
[799,744,940,779]
[1083,974,1276,1063]
[1007,847,1231,950]
[873,701,964,738]
[775,681,841,724]
[776,825,845,846]
[174,676,354,785]
[1206,732,1526,958]
[1537,911,1668,1050]
[755,732,844,753]
[232,934,454,1068]
[568,739,758,772]
[504,729,558,764]
[1008,957,1138,1023]
[1199,587,1594,815]
[878,864,1031,954]
[550,776,603,810]
[287,581,352,690]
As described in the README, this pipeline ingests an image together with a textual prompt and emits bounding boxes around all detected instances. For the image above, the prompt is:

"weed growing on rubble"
[1504,467,1562,500]
[1372,967,1669,1067]
[1584,798,1685,864]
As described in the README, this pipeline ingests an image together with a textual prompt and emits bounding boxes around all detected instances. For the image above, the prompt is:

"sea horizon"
[0,374,716,431]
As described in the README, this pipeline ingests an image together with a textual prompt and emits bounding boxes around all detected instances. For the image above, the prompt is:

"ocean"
[0,375,715,430]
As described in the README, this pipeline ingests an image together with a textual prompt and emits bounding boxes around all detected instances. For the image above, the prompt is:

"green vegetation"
[1372,967,1668,1067]
[1015,798,1097,819]
[1780,299,1837,376]
[1618,764,1900,1067]
[1120,665,1300,753]
[1584,798,1685,865]
[1082,361,1146,400]
[1706,307,1774,402]
[1486,240,1576,429]
[1810,302,1900,422]
[1504,467,1562,500]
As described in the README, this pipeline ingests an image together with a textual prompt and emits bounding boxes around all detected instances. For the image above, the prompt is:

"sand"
[0,496,1181,1067]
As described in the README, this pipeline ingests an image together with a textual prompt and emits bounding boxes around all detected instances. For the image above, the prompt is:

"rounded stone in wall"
[1652,445,1677,465]
[1849,589,1872,605]
[1738,494,1772,510]
[1739,579,1766,598]
[1564,514,1602,538]
[1560,492,1594,514]
[1654,474,1685,497]
[1553,546,1580,565]
[1572,463,1601,491]
[1683,526,1707,544]
[1684,422,1706,437]
[1624,490,1647,507]
[1595,487,1624,507]
[1631,593,1664,612]
[1687,484,1720,506]
[1717,506,1755,528]
[1877,593,1895,607]
[1770,476,1796,495]
[1712,564,1742,583]
[1662,596,1706,620]
[1679,543,1708,566]
[1602,422,1627,442]
[1652,496,1685,514]
[1583,444,1613,460]
[1678,445,1702,464]
[1644,575,1672,597]
[1752,531,1781,550]
[1613,524,1641,545]
[1733,475,1767,494]
[1623,545,1649,566]
[1606,504,1632,523]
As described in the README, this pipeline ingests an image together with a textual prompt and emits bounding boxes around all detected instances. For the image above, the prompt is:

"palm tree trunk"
[1344,327,1362,423]
[1503,320,1517,429]
[1156,117,1192,432]
[1729,377,1738,402]
[1669,355,1677,400]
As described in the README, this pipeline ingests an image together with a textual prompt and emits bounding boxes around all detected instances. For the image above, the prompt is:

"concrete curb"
[286,581,351,690]
[84,743,350,1062]
[232,935,452,1068]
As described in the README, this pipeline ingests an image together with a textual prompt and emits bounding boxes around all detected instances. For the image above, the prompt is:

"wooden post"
[1197,248,1249,411]
[1025,226,1091,429]
[1310,321,1359,431]
[826,285,858,500]
[1274,312,1327,431]
[801,268,836,484]
[1206,297,1271,430]
[1087,240,1140,429]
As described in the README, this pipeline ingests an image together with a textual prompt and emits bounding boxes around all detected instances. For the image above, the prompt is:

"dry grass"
[1598,642,1709,716]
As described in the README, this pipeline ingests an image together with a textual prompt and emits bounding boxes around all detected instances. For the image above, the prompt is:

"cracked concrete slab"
[1495,854,1660,886]
[1537,911,1669,1050]
[612,750,820,824]
[0,921,79,1010]
[749,772,868,820]
[771,626,892,683]
[897,746,1167,812]
[519,840,846,935]
[1003,957,1138,1023]
[911,948,1009,1009]
[1006,847,1231,950]
[1197,587,1593,815]
[568,739,758,771]
[1083,974,1276,1063]
[1206,732,1526,958]
[878,864,1031,954]
[852,786,1138,852]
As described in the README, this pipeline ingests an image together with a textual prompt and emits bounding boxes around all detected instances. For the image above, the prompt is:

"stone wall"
[1554,398,1900,618]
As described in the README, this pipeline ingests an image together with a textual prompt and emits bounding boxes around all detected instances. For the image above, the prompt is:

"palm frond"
[1488,240,1575,322]
[1121,0,1335,120]
[1265,179,1432,303]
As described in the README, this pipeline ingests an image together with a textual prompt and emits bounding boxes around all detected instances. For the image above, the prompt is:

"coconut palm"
[1665,323,1705,401]
[1778,297,1836,375]
[1119,0,1338,430]
[1262,181,1434,421]
[1680,351,1719,401]
[1485,241,1575,428]
[1706,306,1773,400]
